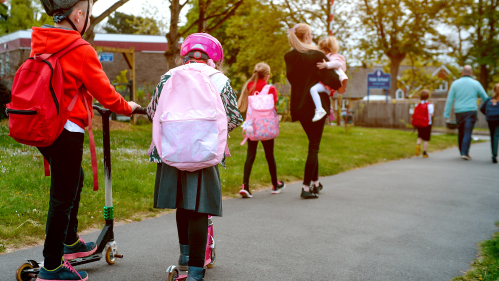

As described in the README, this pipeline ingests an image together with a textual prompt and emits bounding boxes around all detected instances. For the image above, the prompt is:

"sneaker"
[312,108,327,122]
[415,145,420,156]
[63,236,97,261]
[423,151,429,158]
[239,184,252,198]
[493,157,498,164]
[36,260,88,281]
[300,188,319,199]
[311,182,323,193]
[271,181,286,194]
[461,155,472,161]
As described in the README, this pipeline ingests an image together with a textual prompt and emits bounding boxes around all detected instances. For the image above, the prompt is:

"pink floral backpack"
[241,85,280,145]
[151,64,228,172]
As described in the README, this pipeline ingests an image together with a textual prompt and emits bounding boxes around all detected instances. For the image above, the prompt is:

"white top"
[421,100,434,125]
[64,120,85,134]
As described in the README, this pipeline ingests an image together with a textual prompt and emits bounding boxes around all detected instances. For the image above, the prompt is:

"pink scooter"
[166,216,216,281]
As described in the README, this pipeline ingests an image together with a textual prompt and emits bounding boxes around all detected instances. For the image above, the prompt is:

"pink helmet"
[180,33,224,63]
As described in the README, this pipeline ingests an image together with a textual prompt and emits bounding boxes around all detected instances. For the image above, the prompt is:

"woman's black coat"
[285,49,342,122]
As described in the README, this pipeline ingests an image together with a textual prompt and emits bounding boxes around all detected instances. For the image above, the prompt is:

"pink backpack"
[241,85,279,145]
[151,64,228,172]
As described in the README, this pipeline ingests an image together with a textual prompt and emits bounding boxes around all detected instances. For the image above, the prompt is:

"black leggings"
[299,117,326,186]
[243,139,278,187]
[176,208,208,268]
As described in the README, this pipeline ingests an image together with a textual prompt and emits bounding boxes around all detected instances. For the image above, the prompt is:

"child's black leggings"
[176,208,208,268]
[243,139,278,187]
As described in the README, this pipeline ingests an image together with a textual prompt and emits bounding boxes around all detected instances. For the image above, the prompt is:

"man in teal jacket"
[444,65,489,160]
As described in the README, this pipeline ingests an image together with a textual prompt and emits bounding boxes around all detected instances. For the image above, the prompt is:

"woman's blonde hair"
[288,23,318,53]
[237,62,271,113]
[318,36,339,54]
[493,84,499,100]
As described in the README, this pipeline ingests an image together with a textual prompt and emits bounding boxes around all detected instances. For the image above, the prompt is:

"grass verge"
[453,222,499,281]
[1,121,458,252]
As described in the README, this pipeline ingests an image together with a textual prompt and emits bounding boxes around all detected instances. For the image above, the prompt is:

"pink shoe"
[239,184,253,198]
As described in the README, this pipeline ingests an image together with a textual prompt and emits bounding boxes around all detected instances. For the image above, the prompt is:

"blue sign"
[367,70,391,103]
[99,53,114,62]
[367,69,391,89]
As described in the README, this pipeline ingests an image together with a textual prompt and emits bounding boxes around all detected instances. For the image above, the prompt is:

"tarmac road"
[1,142,498,281]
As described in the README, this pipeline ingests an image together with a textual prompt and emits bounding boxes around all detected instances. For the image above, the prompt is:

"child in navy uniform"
[480,84,499,163]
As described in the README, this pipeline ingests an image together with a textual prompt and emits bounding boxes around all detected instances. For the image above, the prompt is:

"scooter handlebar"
[132,107,148,115]
[92,105,148,116]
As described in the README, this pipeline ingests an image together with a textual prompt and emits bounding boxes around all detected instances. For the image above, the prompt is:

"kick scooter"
[15,106,148,281]
[166,216,217,281]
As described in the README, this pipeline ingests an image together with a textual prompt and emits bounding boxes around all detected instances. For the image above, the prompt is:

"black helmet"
[40,0,90,37]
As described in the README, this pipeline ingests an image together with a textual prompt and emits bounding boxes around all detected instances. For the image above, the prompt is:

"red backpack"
[6,39,100,190]
[411,102,430,128]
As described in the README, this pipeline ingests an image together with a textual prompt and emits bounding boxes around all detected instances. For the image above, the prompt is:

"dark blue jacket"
[480,98,499,121]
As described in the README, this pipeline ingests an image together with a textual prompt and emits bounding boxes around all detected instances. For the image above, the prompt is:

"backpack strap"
[81,88,100,191]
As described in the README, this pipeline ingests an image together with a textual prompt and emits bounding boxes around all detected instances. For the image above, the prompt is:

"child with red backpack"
[6,1,140,280]
[146,33,242,281]
[411,90,434,158]
[236,62,285,197]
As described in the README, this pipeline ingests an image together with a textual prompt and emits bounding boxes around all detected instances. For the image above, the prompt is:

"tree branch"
[93,0,130,25]
[205,0,244,32]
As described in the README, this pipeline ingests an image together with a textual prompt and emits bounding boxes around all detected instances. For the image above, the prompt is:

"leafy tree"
[164,0,244,71]
[85,0,132,44]
[103,11,136,34]
[464,0,499,90]
[269,0,354,56]
[164,0,189,70]
[224,0,289,90]
[104,11,161,35]
[443,0,499,90]
[356,0,447,97]
[0,0,52,36]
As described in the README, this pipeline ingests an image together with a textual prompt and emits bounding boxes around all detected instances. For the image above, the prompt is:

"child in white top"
[413,90,434,158]
[311,36,349,122]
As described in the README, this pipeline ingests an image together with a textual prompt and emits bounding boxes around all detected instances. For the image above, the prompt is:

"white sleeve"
[428,104,434,115]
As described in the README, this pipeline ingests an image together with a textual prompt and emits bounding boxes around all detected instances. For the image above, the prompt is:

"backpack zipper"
[6,109,37,115]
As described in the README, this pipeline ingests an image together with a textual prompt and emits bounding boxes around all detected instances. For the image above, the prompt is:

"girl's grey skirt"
[153,163,223,217]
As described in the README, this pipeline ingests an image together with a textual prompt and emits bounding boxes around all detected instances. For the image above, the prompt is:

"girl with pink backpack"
[237,62,286,198]
[146,33,242,281]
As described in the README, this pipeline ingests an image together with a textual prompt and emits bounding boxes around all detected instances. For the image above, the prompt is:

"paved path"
[2,142,499,281]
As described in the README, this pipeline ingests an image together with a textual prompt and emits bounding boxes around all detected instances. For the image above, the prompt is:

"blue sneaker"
[36,261,88,281]
[63,236,97,260]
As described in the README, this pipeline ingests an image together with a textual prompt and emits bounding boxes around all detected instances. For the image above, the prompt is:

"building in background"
[0,30,170,89]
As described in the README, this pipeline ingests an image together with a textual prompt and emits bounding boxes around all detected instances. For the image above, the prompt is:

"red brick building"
[0,30,170,87]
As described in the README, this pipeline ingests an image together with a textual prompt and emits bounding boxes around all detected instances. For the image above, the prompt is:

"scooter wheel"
[206,248,216,269]
[16,263,34,281]
[105,247,118,265]
[166,267,179,281]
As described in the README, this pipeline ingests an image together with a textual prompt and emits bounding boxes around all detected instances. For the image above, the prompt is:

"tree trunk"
[198,0,207,32]
[480,64,488,89]
[84,0,130,44]
[388,54,405,98]
[165,0,181,70]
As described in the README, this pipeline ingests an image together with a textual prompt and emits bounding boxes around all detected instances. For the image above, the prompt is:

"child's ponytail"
[238,62,271,113]
[493,84,499,101]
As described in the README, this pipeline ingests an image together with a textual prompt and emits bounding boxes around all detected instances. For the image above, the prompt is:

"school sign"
[367,70,391,102]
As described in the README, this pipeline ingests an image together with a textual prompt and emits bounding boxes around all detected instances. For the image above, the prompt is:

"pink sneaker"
[239,184,252,198]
